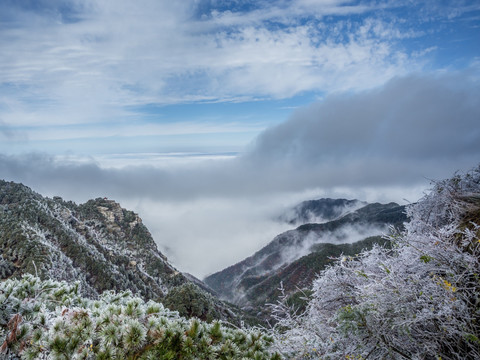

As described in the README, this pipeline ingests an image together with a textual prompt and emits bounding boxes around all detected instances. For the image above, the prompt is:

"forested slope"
[270,167,480,359]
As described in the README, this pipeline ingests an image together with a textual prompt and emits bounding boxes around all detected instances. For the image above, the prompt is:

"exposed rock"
[0,180,245,325]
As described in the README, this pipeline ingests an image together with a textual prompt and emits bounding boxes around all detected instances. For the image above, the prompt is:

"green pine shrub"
[0,275,280,359]
[163,282,221,322]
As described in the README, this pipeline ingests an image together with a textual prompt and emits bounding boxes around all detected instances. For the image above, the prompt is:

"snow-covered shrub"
[0,275,281,359]
[270,166,480,359]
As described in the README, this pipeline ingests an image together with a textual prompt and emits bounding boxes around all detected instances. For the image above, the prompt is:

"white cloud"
[126,196,294,278]
[245,70,480,183]
[2,1,480,277]
[10,121,266,142]
[1,71,478,201]
[0,0,421,132]
[1,71,478,276]
[206,0,375,26]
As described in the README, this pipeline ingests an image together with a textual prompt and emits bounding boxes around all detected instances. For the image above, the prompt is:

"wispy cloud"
[202,0,376,26]
[2,70,478,199]
[0,0,443,131]
[11,121,266,142]
[2,1,480,276]
[1,71,479,276]
[0,119,27,141]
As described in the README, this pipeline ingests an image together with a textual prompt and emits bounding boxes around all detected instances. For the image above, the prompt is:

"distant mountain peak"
[206,199,406,308]
[278,198,367,225]
[0,180,247,325]
[0,181,183,300]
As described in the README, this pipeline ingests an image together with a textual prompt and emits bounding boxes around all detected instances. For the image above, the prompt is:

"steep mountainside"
[205,201,406,306]
[0,180,185,298]
[0,180,237,323]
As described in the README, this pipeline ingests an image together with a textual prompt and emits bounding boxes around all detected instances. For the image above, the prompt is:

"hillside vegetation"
[205,202,406,307]
[270,166,480,359]
[0,275,280,359]
[1,166,479,359]
[0,181,244,326]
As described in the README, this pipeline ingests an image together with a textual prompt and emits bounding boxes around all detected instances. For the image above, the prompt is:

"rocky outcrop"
[0,180,243,324]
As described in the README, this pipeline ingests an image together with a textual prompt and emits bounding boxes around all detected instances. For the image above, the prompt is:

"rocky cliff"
[0,180,239,323]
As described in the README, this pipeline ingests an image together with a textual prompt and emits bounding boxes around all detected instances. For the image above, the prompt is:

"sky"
[1,0,480,277]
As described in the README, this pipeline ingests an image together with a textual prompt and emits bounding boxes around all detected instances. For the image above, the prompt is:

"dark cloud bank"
[2,70,479,277]
[1,71,479,203]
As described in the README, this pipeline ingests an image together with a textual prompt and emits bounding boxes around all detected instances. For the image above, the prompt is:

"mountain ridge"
[205,199,407,306]
[278,198,367,225]
[0,180,241,324]
[0,180,184,299]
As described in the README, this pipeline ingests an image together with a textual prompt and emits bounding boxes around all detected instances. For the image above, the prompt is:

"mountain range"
[204,199,407,307]
[0,180,237,324]
[1,180,407,324]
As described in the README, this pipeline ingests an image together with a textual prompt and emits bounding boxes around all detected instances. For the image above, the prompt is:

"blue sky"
[1,0,480,276]
[1,0,478,159]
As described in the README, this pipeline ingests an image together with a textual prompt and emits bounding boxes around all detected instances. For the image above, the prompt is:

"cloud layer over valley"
[1,1,479,277]
[1,71,479,276]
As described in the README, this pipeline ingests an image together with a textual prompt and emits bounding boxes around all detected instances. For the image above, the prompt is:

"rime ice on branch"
[0,275,281,359]
[270,165,480,360]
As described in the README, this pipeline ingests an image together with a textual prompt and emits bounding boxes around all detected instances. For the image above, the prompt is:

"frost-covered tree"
[0,275,281,359]
[270,166,480,359]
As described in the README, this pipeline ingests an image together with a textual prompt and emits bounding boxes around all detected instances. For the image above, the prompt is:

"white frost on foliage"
[270,166,480,359]
[0,275,278,359]
[20,221,98,296]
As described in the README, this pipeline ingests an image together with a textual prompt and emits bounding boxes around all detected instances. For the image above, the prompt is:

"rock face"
[205,201,407,307]
[0,181,185,300]
[0,180,241,324]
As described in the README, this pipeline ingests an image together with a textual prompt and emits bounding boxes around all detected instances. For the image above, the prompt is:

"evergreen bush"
[0,275,280,359]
